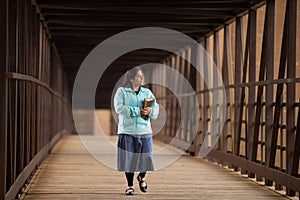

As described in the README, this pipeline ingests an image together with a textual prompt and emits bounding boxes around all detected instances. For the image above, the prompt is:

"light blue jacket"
[114,86,159,135]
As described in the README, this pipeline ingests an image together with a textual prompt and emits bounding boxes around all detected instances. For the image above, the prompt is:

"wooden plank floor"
[23,135,288,200]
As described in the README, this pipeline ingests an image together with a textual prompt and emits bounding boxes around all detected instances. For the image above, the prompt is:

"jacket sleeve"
[114,88,141,117]
[148,91,159,120]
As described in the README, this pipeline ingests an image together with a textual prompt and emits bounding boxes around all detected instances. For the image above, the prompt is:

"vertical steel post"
[193,42,204,156]
[292,104,300,179]
[286,0,297,196]
[252,4,268,165]
[203,38,210,154]
[234,17,243,168]
[222,25,230,157]
[0,0,8,198]
[7,0,17,187]
[237,14,250,174]
[188,46,198,154]
[213,31,220,154]
[247,9,257,178]
[264,0,275,186]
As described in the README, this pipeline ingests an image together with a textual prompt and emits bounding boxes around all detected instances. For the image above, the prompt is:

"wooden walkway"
[22,135,288,200]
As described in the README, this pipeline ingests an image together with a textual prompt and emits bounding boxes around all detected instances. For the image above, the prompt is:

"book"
[143,98,154,108]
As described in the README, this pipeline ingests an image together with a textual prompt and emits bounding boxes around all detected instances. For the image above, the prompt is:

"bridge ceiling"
[36,0,265,108]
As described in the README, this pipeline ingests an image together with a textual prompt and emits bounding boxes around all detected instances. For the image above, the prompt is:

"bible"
[143,98,154,108]
[141,98,154,120]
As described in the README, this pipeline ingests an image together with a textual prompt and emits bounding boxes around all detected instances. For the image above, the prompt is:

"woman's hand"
[140,107,151,120]
[140,107,151,115]
[140,107,151,116]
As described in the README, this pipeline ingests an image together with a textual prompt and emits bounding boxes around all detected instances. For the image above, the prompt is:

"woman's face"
[130,70,144,87]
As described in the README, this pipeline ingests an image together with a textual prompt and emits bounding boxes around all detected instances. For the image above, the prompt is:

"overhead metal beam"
[45,15,224,25]
[37,0,249,4]
[47,19,216,29]
[40,5,238,17]
[38,0,249,9]
[43,9,235,21]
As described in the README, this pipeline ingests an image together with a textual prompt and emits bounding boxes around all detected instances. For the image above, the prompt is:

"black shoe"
[125,187,134,195]
[137,175,147,193]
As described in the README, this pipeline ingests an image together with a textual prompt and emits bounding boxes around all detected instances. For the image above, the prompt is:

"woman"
[114,67,159,195]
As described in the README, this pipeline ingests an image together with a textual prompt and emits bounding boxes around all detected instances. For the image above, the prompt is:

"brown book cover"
[143,98,154,108]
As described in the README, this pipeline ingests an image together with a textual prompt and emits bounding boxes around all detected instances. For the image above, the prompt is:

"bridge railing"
[0,0,74,199]
[153,0,299,197]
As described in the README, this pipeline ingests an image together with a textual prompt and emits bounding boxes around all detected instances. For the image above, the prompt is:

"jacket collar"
[123,86,146,93]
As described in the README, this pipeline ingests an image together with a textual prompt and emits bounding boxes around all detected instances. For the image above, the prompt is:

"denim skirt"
[117,134,154,172]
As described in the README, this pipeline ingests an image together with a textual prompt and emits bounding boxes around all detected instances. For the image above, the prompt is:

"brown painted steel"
[30,0,268,109]
[233,17,243,164]
[247,9,256,178]
[285,0,297,196]
[154,1,299,196]
[208,149,300,193]
[237,13,250,162]
[2,0,300,198]
[292,105,300,179]
[222,25,230,156]
[2,0,74,199]
[0,0,8,198]
[264,0,275,186]
[252,4,268,165]
[203,38,210,157]
[213,31,220,152]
